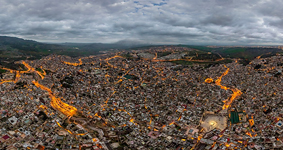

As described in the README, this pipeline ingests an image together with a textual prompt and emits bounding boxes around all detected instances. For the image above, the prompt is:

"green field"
[170,60,193,65]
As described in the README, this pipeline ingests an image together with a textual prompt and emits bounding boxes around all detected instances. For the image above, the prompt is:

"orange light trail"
[33,81,77,117]
[148,116,152,129]
[246,132,252,137]
[104,55,124,68]
[56,121,74,135]
[22,61,45,79]
[153,53,157,60]
[204,78,213,84]
[1,61,46,84]
[215,65,230,90]
[63,58,83,66]
[205,65,242,110]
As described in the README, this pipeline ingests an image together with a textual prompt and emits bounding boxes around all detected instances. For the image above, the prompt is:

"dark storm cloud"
[0,0,283,44]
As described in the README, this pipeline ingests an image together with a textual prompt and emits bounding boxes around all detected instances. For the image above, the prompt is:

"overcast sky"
[1,0,283,45]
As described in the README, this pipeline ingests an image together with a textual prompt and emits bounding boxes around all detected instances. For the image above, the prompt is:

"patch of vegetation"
[177,45,282,61]
[121,53,133,59]
[36,68,44,74]
[0,61,28,70]
[37,111,49,121]
[157,51,172,57]
[0,69,7,73]
[45,69,52,75]
[117,143,128,150]
[216,59,233,64]
[177,45,213,52]
[14,81,27,89]
[217,48,281,60]
[24,73,33,75]
[192,53,221,61]
[220,48,246,55]
[254,64,261,69]
[238,59,251,66]
[61,120,69,128]
[60,76,74,88]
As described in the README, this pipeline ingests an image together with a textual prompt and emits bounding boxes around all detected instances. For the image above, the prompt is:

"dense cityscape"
[0,46,282,149]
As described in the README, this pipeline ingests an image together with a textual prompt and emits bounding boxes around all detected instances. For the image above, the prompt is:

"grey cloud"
[201,14,233,26]
[0,0,282,44]
[113,22,153,31]
[138,29,201,38]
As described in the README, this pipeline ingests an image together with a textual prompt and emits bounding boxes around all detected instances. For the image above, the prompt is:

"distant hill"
[176,45,283,60]
[0,36,75,60]
[59,39,149,51]
[0,36,150,62]
[0,36,71,53]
